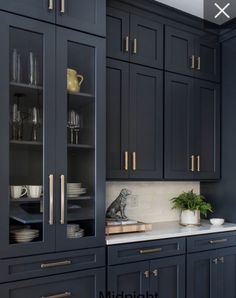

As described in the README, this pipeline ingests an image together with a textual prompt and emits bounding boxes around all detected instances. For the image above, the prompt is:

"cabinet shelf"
[11,197,42,203]
[68,144,94,149]
[68,91,94,98]
[10,82,43,97]
[67,196,94,201]
[10,140,43,146]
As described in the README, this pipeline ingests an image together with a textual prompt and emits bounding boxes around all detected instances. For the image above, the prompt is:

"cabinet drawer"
[0,268,105,298]
[108,238,185,265]
[0,247,105,283]
[187,232,236,252]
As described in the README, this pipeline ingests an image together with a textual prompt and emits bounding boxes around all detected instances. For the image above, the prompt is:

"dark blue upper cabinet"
[0,0,55,22]
[56,0,106,37]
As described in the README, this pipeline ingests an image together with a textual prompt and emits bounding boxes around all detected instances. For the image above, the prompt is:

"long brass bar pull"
[124,36,129,53]
[140,248,162,254]
[190,155,195,172]
[41,260,71,269]
[132,152,137,171]
[190,55,195,69]
[42,292,71,298]
[124,151,129,171]
[209,239,227,244]
[60,0,65,14]
[196,155,201,172]
[49,175,54,225]
[60,175,65,225]
[197,57,201,70]
[133,38,137,54]
[48,0,54,10]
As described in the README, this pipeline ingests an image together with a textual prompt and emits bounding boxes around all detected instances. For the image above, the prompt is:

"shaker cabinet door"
[107,59,129,179]
[130,15,164,69]
[0,0,55,22]
[56,0,106,36]
[129,64,163,179]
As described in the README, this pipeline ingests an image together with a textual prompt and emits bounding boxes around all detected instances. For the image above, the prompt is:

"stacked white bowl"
[67,183,86,198]
[67,224,84,239]
[10,228,39,243]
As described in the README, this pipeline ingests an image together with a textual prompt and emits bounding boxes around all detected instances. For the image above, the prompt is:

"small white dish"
[210,218,225,226]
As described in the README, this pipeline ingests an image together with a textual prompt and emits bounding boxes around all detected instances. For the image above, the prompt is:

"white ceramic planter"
[180,210,200,226]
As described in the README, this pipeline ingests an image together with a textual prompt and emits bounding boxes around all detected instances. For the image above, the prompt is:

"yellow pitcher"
[67,68,84,93]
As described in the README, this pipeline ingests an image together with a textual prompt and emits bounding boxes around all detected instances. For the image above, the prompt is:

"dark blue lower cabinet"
[0,268,105,298]
[107,256,185,297]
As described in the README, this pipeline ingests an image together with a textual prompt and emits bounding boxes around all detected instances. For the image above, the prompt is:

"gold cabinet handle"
[209,239,227,244]
[153,269,158,277]
[49,175,54,225]
[124,36,129,53]
[124,151,129,171]
[42,292,71,298]
[197,57,201,70]
[41,260,71,269]
[190,55,195,69]
[132,152,137,171]
[196,155,201,172]
[190,155,195,172]
[60,175,65,225]
[144,271,149,278]
[218,257,224,263]
[60,0,65,14]
[140,248,162,254]
[48,0,54,10]
[133,38,137,54]
[212,258,218,265]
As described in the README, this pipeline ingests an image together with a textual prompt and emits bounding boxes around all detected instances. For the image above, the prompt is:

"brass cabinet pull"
[124,151,129,171]
[196,155,201,172]
[144,271,149,278]
[209,239,227,244]
[190,55,195,69]
[132,152,137,171]
[197,57,201,70]
[218,257,224,263]
[49,175,54,225]
[41,260,71,269]
[60,175,65,225]
[153,269,158,277]
[60,0,65,14]
[124,36,129,53]
[212,258,218,265]
[190,155,195,172]
[42,292,71,298]
[133,38,137,54]
[140,248,162,254]
[48,0,54,10]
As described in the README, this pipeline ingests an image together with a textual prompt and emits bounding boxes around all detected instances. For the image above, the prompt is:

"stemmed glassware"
[29,107,41,141]
[12,48,21,83]
[11,104,23,141]
[67,110,81,144]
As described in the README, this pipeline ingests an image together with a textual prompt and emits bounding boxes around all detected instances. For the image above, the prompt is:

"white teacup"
[27,185,43,199]
[10,186,27,199]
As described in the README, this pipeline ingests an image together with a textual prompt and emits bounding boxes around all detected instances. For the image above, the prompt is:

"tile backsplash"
[106,181,200,223]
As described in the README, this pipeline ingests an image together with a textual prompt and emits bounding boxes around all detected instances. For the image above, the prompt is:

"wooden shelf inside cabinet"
[10,82,43,97]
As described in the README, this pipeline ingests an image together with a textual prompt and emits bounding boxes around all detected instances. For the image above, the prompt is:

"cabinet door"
[55,27,105,250]
[107,8,130,61]
[218,247,236,298]
[187,251,219,298]
[130,15,163,69]
[165,26,195,77]
[195,34,220,82]
[107,59,129,179]
[0,268,105,298]
[56,0,105,37]
[150,255,185,298]
[0,12,56,258]
[165,73,195,179]
[129,65,163,179]
[108,262,149,296]
[0,0,55,22]
[193,81,220,180]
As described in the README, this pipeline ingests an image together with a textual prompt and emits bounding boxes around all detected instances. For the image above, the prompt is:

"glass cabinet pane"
[66,41,95,240]
[9,27,44,245]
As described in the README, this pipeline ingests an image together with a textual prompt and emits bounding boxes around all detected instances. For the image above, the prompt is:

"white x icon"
[214,2,231,19]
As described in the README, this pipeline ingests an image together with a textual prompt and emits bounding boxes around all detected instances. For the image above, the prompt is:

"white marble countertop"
[106,221,236,245]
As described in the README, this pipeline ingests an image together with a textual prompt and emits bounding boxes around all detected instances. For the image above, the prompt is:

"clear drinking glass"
[12,49,21,83]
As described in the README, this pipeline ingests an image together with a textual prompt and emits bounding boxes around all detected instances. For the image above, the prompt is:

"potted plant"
[171,190,212,226]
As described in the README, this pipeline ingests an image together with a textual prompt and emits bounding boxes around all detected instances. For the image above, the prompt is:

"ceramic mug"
[67,68,84,93]
[10,186,27,199]
[27,185,43,199]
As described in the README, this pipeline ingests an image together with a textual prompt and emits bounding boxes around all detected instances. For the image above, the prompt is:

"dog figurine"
[106,188,132,220]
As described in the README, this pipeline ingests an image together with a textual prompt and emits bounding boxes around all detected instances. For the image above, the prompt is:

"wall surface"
[155,0,203,18]
[106,182,200,223]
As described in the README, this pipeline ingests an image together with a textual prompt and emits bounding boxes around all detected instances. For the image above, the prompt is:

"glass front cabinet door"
[0,12,105,257]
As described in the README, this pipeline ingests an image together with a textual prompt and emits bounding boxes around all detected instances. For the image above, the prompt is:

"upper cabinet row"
[107,8,220,82]
[0,0,105,36]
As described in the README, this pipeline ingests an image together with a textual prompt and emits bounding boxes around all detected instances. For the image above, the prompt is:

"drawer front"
[0,247,105,283]
[0,268,105,298]
[108,238,185,265]
[187,232,236,253]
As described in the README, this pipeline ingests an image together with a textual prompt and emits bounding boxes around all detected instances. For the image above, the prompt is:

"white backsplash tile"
[106,181,200,223]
